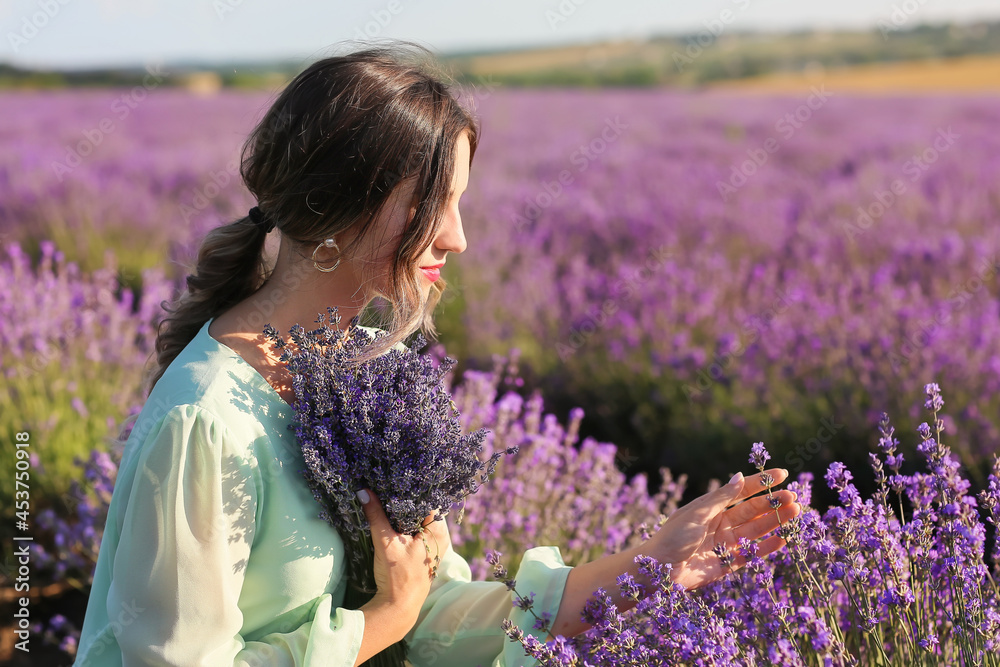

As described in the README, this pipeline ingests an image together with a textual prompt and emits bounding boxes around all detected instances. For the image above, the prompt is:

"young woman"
[73,42,800,667]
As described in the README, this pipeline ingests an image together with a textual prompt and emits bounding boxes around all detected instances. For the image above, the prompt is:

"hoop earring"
[312,238,341,273]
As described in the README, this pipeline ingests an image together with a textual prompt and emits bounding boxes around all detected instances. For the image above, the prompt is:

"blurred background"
[2,1,1000,663]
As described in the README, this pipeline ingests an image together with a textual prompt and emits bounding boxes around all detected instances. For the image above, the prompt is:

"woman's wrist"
[363,592,421,638]
[550,542,650,638]
[354,596,419,666]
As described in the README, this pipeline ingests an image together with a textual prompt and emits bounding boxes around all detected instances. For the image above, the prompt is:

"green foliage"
[1,356,137,552]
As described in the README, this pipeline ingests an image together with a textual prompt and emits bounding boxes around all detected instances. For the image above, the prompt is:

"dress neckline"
[200,317,293,409]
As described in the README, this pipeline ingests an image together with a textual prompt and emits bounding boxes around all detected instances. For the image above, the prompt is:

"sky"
[3,0,1000,70]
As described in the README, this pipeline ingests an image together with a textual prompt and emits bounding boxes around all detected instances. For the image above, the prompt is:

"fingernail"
[782,468,789,476]
[356,489,370,504]
[729,472,743,486]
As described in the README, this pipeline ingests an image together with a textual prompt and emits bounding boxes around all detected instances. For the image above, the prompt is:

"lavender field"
[4,84,1000,489]
[2,86,1000,662]
[457,88,1000,487]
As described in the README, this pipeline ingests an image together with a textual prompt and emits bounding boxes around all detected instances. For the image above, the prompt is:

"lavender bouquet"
[262,307,515,666]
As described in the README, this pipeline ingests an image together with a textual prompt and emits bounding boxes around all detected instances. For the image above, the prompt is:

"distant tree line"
[1,20,998,89]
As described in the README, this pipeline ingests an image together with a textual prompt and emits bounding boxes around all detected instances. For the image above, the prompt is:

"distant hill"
[440,20,1000,87]
[708,53,1000,93]
[0,19,998,90]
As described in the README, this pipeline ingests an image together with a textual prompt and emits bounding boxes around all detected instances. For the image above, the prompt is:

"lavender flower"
[750,441,771,470]
[924,382,944,412]
[824,462,853,493]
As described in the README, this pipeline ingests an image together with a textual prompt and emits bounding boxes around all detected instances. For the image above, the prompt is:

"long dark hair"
[144,40,479,395]
[134,40,480,666]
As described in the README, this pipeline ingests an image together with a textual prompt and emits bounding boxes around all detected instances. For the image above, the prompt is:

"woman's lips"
[420,267,441,282]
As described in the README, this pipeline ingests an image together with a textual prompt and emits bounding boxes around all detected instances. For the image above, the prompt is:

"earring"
[312,237,341,272]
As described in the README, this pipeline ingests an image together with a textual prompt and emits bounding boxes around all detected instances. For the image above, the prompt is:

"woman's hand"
[646,468,801,590]
[549,468,801,639]
[356,489,449,630]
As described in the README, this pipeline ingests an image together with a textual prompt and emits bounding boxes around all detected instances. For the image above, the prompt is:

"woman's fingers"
[733,501,800,543]
[726,490,797,526]
[364,493,449,563]
[358,489,398,546]
[420,513,438,530]
[673,468,786,526]
[422,515,450,543]
[726,468,789,507]
[677,472,747,521]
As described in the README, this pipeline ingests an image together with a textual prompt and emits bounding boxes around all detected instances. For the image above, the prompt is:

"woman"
[73,41,800,667]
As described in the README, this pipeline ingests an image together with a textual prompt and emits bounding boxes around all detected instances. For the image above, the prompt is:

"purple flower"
[713,543,735,568]
[917,422,933,440]
[924,382,944,412]
[750,441,771,470]
[533,612,553,631]
[514,591,536,612]
[617,572,643,600]
[824,461,853,493]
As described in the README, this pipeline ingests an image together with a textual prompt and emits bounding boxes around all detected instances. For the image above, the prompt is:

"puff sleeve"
[404,530,573,667]
[103,404,366,667]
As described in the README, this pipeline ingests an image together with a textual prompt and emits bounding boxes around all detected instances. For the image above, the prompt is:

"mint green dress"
[73,318,573,667]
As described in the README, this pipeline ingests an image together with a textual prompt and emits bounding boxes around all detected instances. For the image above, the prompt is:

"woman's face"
[414,129,470,294]
[350,129,471,300]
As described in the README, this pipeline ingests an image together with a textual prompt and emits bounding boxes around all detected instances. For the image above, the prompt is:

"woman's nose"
[436,211,466,255]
